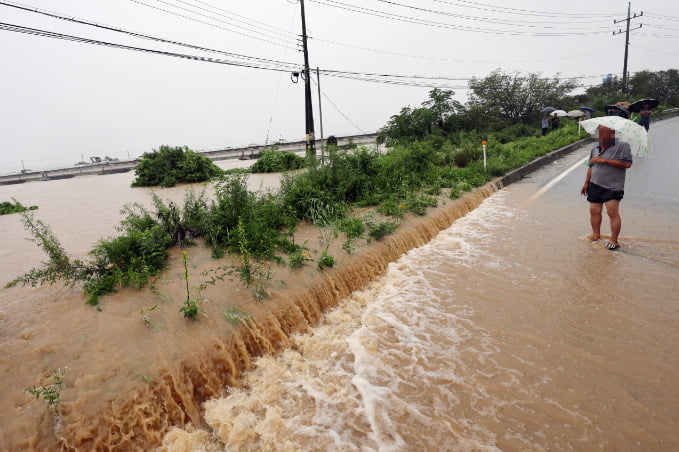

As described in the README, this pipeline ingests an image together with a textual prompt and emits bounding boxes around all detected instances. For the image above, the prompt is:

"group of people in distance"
[604,101,654,131]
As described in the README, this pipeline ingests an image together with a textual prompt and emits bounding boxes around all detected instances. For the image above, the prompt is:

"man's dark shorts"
[587,182,624,203]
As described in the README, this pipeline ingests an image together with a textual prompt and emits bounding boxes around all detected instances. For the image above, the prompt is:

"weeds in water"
[139,304,159,328]
[318,249,335,269]
[342,240,356,254]
[234,218,273,300]
[289,249,313,268]
[336,217,365,240]
[367,220,399,241]
[224,307,253,325]
[179,251,199,319]
[0,198,38,215]
[25,368,65,409]
[405,193,438,216]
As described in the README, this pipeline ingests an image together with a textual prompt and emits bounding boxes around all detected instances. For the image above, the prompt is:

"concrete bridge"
[0,133,378,185]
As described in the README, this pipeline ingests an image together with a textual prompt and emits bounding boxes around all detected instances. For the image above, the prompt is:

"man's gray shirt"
[587,141,633,191]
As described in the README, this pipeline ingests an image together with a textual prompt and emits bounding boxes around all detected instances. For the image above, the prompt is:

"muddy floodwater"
[2,119,679,451]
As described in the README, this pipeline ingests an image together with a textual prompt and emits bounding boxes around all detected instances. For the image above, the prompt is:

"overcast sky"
[1,0,678,174]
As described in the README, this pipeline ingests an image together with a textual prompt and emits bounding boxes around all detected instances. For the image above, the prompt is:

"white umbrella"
[580,116,649,157]
[567,109,584,118]
[550,109,568,117]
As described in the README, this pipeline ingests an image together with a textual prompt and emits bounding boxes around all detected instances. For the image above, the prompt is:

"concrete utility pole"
[299,0,316,161]
[613,2,643,95]
[316,67,325,164]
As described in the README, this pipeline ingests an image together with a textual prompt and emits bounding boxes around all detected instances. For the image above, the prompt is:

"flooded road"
[167,118,679,450]
[1,119,678,450]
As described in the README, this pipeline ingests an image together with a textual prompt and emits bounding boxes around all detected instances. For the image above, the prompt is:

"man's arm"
[588,156,632,168]
[581,167,592,195]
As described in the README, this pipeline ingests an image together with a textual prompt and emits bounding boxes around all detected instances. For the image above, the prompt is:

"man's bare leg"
[605,199,622,245]
[589,202,603,241]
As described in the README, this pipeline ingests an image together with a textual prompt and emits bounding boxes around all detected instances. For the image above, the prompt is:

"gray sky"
[1,0,678,174]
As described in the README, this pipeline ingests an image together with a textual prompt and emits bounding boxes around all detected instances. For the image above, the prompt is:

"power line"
[311,76,366,133]
[170,0,299,37]
[0,0,301,68]
[0,19,634,90]
[129,0,298,49]
[308,0,611,36]
[0,21,300,71]
[430,0,615,18]
[312,36,616,65]
[375,0,612,28]
[139,0,298,44]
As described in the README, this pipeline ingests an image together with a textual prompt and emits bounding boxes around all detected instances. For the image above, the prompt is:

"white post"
[482,141,487,170]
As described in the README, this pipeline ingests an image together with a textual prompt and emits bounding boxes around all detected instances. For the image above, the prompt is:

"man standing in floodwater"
[580,125,633,250]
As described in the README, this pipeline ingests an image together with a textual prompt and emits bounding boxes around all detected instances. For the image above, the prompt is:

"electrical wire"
[375,0,612,27]
[643,23,679,33]
[154,0,299,41]
[645,11,679,21]
[0,21,301,72]
[308,0,611,36]
[311,76,367,133]
[0,0,300,68]
[0,21,472,88]
[129,0,298,49]
[634,43,679,56]
[430,0,616,18]
[312,36,615,65]
[171,0,299,37]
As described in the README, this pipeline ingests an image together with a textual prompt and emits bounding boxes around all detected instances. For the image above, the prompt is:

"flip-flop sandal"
[605,242,620,250]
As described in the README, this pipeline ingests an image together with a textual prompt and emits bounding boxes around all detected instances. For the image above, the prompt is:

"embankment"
[23,138,590,451]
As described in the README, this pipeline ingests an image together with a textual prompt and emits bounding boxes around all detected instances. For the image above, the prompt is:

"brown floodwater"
[1,118,678,451]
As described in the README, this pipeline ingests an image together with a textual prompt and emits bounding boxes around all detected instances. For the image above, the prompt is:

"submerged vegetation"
[131,145,223,187]
[7,69,608,310]
[1,199,37,215]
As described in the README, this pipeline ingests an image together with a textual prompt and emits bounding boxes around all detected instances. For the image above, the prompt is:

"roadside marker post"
[482,141,487,170]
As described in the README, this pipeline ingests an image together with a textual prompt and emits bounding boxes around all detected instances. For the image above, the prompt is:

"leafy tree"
[467,70,578,125]
[628,69,679,105]
[131,145,222,187]
[422,89,463,128]
[378,106,436,143]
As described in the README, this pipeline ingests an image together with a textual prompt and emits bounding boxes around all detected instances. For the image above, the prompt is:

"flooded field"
[1,118,678,450]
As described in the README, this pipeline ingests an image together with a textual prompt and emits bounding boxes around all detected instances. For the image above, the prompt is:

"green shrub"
[337,217,365,239]
[250,150,305,173]
[367,221,398,240]
[377,200,407,218]
[131,145,222,187]
[0,199,38,215]
[405,193,438,216]
[318,251,335,269]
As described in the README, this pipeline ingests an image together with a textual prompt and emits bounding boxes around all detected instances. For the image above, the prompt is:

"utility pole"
[613,2,643,96]
[299,0,316,162]
[316,67,324,164]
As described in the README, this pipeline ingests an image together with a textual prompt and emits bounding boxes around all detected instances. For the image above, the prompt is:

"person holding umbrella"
[541,107,555,135]
[629,99,659,131]
[580,121,634,250]
[580,106,594,120]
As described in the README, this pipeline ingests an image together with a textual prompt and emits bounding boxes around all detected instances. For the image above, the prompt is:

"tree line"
[378,68,678,144]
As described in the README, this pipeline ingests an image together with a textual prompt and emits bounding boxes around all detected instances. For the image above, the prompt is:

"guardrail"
[0,133,379,185]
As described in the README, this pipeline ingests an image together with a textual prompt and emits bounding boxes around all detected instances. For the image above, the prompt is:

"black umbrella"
[604,104,629,119]
[629,99,659,113]
[540,107,557,113]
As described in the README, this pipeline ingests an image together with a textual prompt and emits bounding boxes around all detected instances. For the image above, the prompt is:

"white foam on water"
[167,190,600,451]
